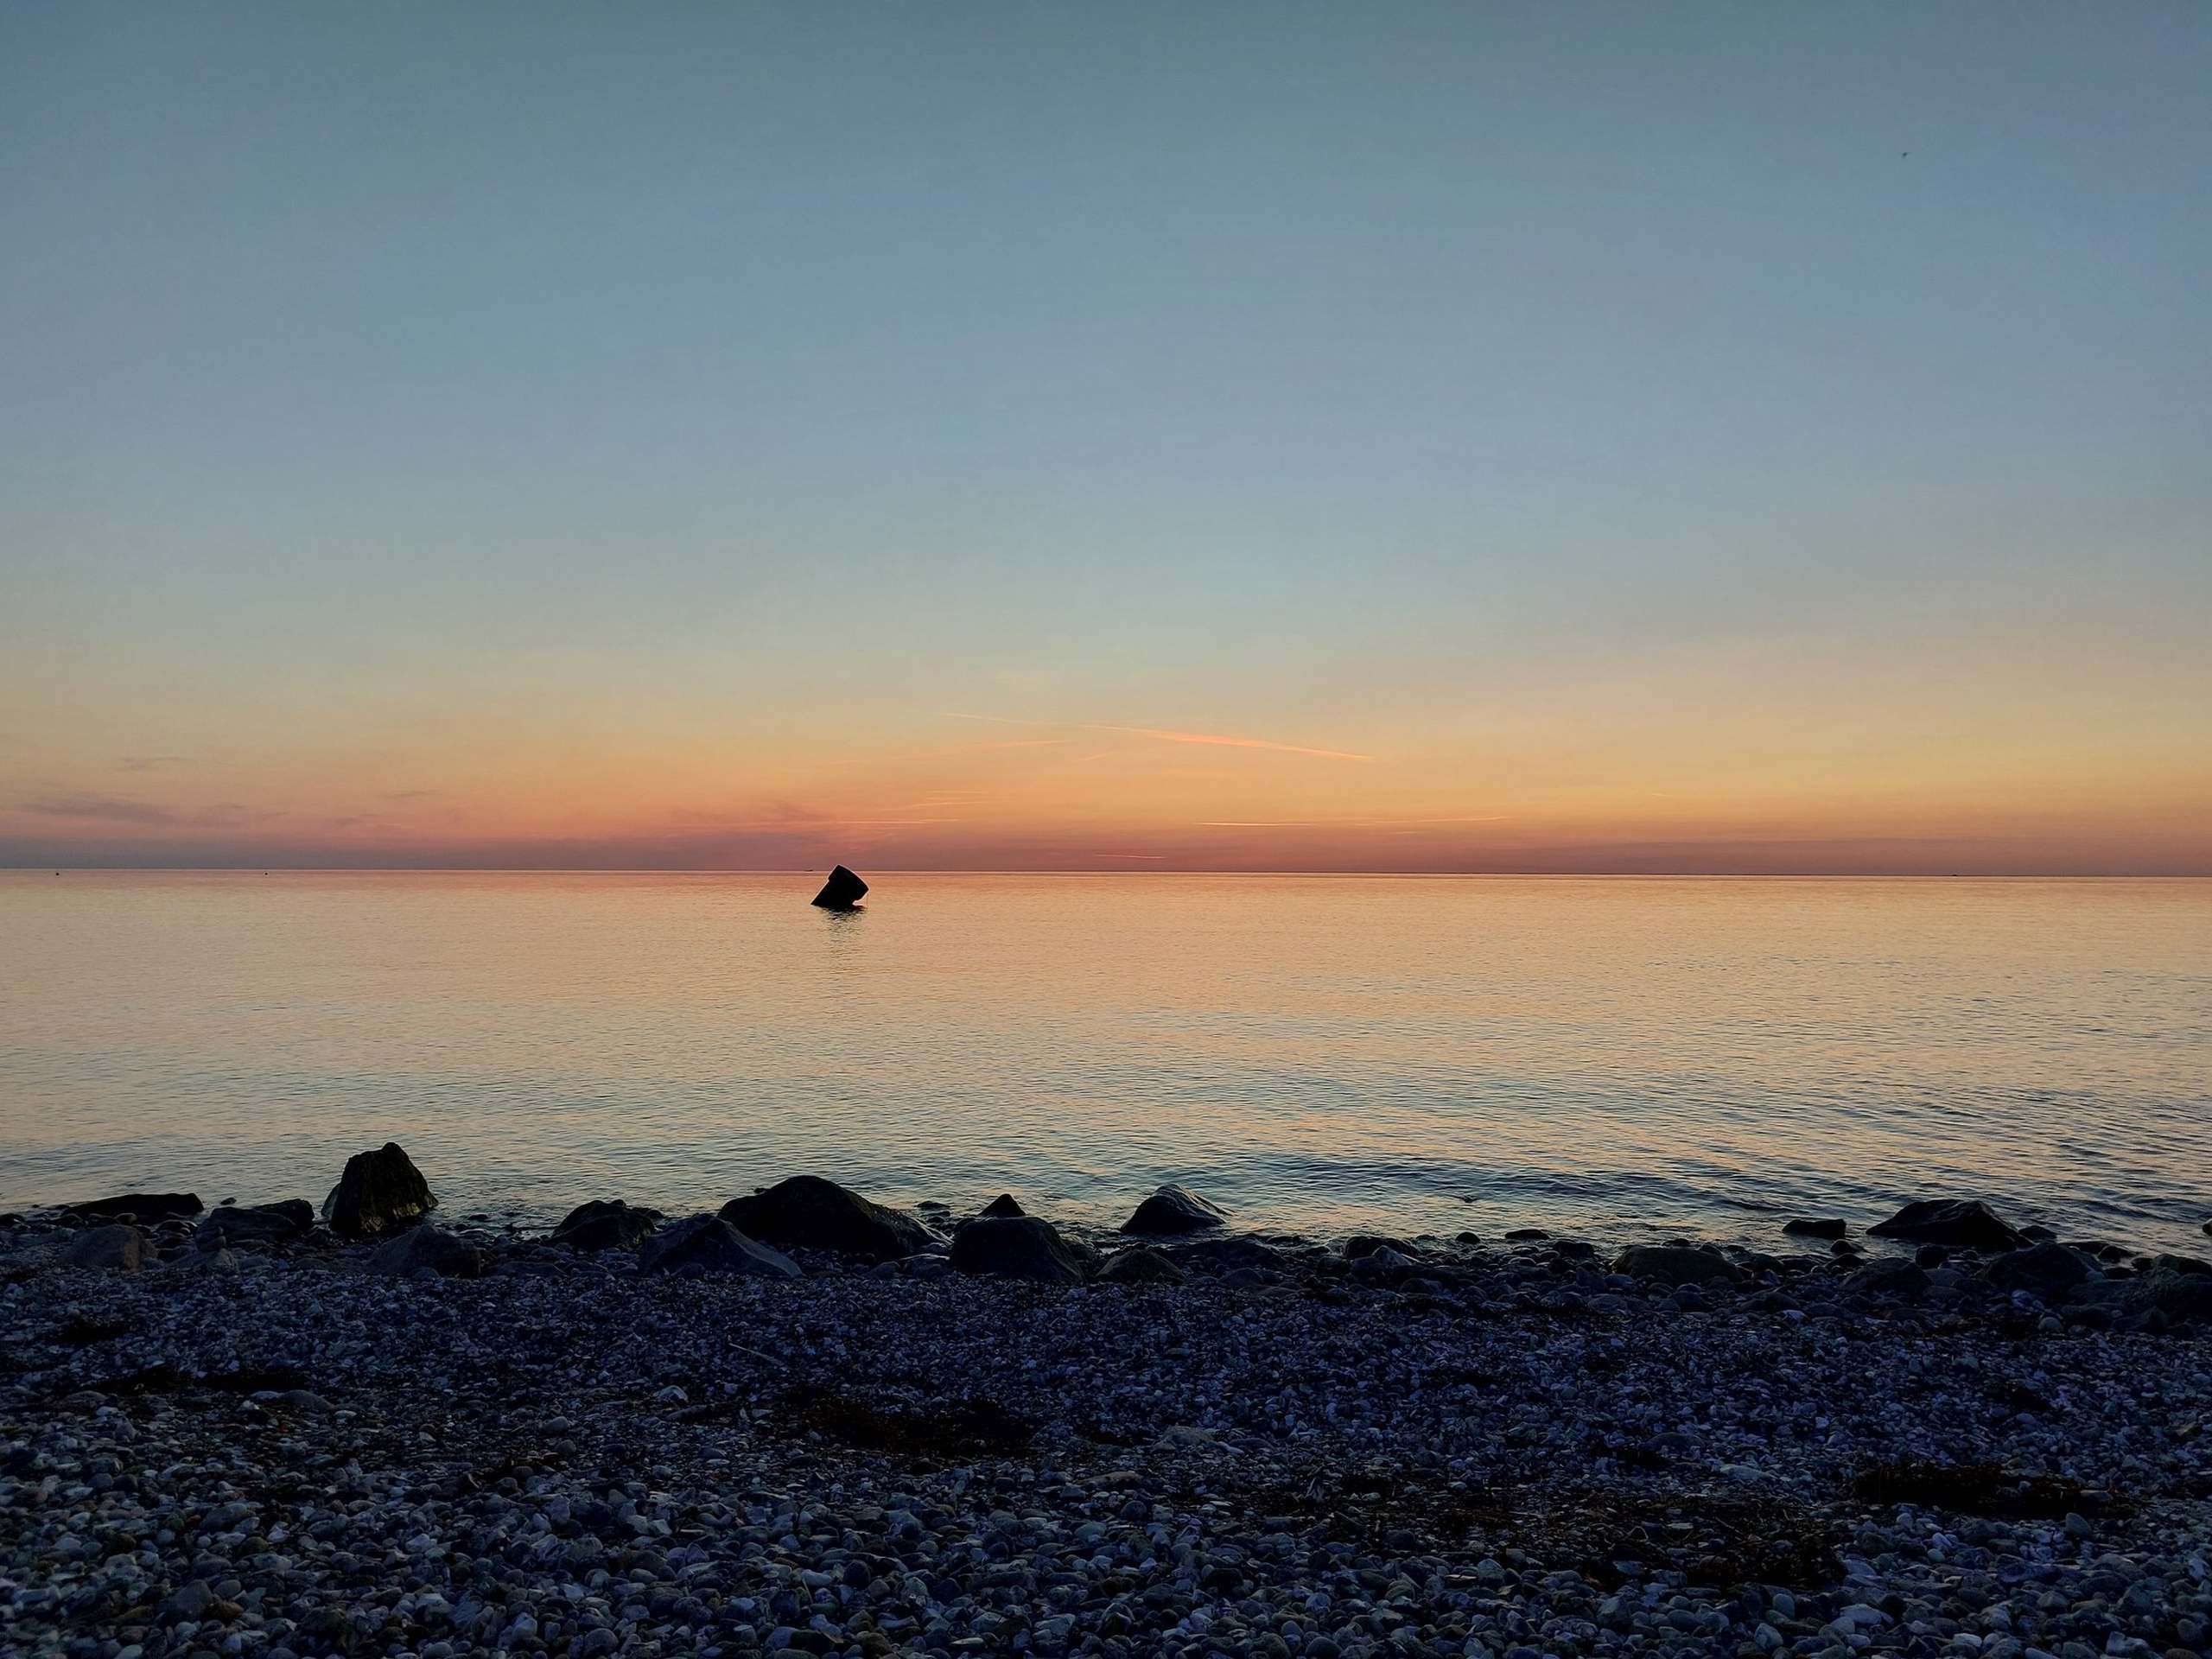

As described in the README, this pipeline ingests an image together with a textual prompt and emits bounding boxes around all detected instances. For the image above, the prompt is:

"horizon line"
[7,865,2209,880]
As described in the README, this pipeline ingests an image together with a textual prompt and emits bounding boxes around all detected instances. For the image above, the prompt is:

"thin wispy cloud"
[20,793,182,826]
[1198,816,1509,827]
[941,712,1371,762]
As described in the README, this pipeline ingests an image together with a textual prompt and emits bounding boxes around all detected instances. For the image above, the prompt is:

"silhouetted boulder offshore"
[811,865,868,909]
[980,1193,1026,1218]
[1868,1198,2024,1253]
[1119,1184,1228,1236]
[321,1142,435,1239]
[721,1175,936,1262]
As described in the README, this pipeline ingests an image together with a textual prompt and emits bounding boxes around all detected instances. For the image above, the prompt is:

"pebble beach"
[4,1162,2210,1659]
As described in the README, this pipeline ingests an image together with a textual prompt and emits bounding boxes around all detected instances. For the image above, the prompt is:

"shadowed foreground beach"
[4,1162,2209,1659]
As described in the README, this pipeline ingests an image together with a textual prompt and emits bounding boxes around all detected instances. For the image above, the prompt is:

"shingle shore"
[3,1207,2209,1659]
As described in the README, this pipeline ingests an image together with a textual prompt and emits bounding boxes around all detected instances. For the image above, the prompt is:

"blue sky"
[3,3,2208,869]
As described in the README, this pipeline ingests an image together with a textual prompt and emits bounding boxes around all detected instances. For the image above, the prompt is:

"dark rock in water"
[2151,1252,2212,1277]
[196,1199,314,1250]
[979,1193,1025,1219]
[60,1224,148,1271]
[721,1175,935,1263]
[370,1226,489,1279]
[322,1142,435,1239]
[1095,1246,1186,1286]
[1867,1198,2024,1252]
[811,865,868,909]
[1984,1242,2095,1295]
[639,1214,799,1279]
[2202,1219,2211,1238]
[1783,1217,1847,1239]
[1119,1184,1228,1236]
[1344,1235,1422,1260]
[1847,1258,1932,1300]
[551,1199,664,1251]
[63,1192,201,1224]
[950,1216,1097,1285]
[1612,1244,1746,1287]
[1503,1228,1549,1242]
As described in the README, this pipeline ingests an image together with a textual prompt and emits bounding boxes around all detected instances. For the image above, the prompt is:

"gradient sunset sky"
[3,4,2208,873]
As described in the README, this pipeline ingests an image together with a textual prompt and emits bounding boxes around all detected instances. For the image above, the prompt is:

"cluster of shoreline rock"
[3,1148,2209,1659]
[19,1147,2212,1337]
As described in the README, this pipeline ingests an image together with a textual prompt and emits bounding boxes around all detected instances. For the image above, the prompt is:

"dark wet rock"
[950,1216,1097,1286]
[1846,1258,1932,1300]
[60,1224,148,1271]
[640,1214,800,1279]
[196,1199,314,1249]
[321,1142,435,1239]
[62,1192,201,1224]
[1119,1184,1227,1236]
[1503,1227,1549,1241]
[1166,1235,1285,1275]
[721,1175,935,1263]
[2123,1267,2212,1325]
[1868,1198,2024,1252]
[1094,1246,1186,1286]
[370,1225,490,1279]
[1350,1245,1421,1280]
[550,1198,664,1251]
[1916,1243,1950,1268]
[2152,1252,2212,1276]
[1984,1242,2096,1295]
[810,864,868,909]
[2202,1218,2211,1237]
[1612,1244,1746,1287]
[979,1192,1026,1218]
[1344,1235,1423,1260]
[1783,1217,1847,1239]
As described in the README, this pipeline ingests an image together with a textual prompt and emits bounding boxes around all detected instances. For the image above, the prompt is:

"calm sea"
[2,872,2206,1252]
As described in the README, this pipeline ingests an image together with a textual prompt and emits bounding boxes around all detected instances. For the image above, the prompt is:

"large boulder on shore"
[639,1214,800,1279]
[60,1224,148,1272]
[1983,1242,2095,1296]
[950,1216,1097,1285]
[370,1225,489,1279]
[196,1199,314,1250]
[720,1176,935,1263]
[63,1192,200,1224]
[1867,1198,2023,1253]
[322,1142,435,1239]
[1845,1257,1932,1301]
[811,865,868,909]
[1096,1245,1186,1286]
[1612,1244,1746,1287]
[979,1193,1026,1218]
[551,1199,664,1251]
[1119,1184,1228,1237]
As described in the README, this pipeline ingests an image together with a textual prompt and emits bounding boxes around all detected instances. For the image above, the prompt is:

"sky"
[3,3,2208,874]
